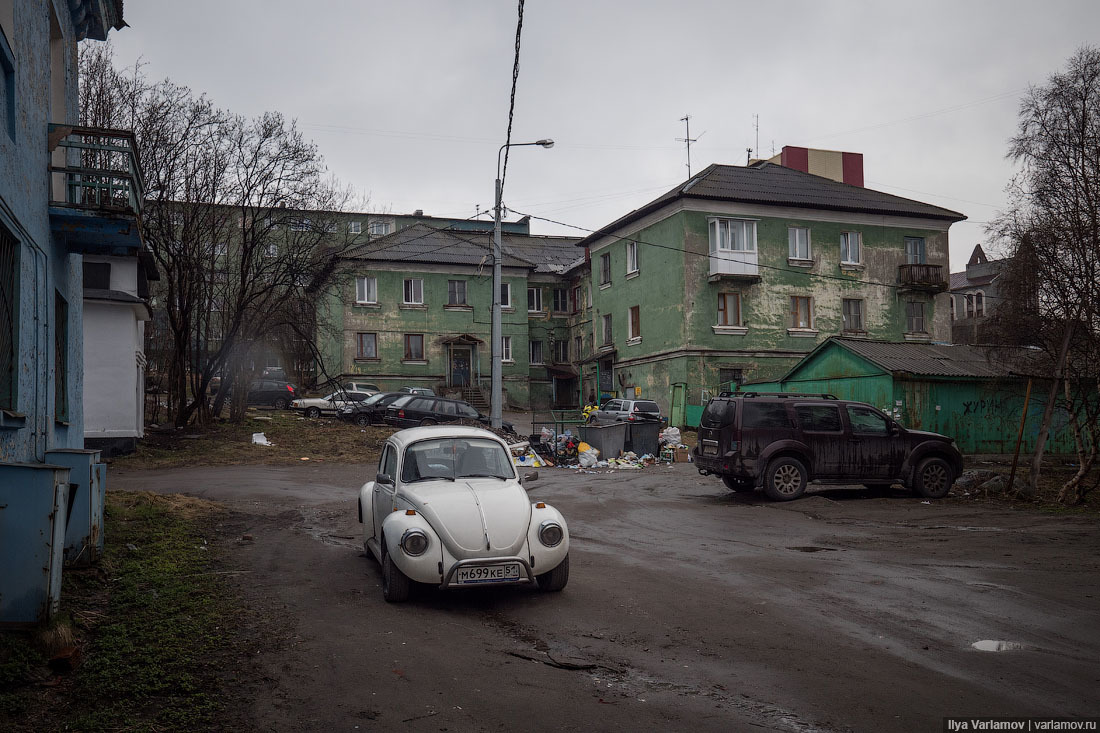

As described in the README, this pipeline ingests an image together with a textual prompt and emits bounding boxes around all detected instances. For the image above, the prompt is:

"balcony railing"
[48,124,144,215]
[897,263,946,290]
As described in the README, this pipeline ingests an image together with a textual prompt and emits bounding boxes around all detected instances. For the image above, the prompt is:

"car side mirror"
[889,423,901,436]
[375,472,394,486]
[521,471,539,487]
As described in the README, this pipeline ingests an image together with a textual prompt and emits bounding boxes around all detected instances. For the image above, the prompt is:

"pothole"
[787,546,837,553]
[971,640,1026,652]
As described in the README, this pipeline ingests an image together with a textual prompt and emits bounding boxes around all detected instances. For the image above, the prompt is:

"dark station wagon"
[693,392,964,501]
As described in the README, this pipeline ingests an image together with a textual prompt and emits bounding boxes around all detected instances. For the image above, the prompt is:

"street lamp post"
[492,139,554,429]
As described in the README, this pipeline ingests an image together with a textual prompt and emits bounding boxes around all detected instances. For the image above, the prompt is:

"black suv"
[693,392,963,501]
[383,395,515,433]
[338,392,405,426]
[245,379,298,410]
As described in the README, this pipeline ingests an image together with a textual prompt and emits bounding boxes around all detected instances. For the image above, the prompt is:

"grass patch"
[0,491,250,732]
[115,408,391,470]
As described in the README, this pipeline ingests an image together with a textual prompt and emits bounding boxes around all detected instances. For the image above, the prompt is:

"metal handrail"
[47,124,144,214]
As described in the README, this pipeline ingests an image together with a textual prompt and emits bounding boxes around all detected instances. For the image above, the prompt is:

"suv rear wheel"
[914,456,954,499]
[763,456,808,501]
[721,475,753,492]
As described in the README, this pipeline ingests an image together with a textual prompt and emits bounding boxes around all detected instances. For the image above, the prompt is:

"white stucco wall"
[83,301,144,438]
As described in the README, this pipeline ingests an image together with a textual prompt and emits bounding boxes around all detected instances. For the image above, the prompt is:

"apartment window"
[905,236,927,265]
[842,298,864,331]
[552,288,568,312]
[571,285,581,313]
[788,227,811,261]
[950,296,956,320]
[790,296,812,329]
[355,276,377,304]
[965,294,975,318]
[717,292,741,326]
[602,313,613,345]
[0,222,16,408]
[500,282,511,308]
[529,340,544,365]
[403,278,423,304]
[447,279,467,306]
[600,252,611,285]
[356,332,377,359]
[628,305,641,340]
[626,241,639,273]
[554,339,569,363]
[975,291,985,317]
[906,301,926,332]
[404,334,424,360]
[710,218,757,252]
[265,241,278,257]
[348,221,362,234]
[527,287,542,313]
[83,261,111,290]
[840,231,862,264]
[574,336,582,360]
[368,220,391,236]
[501,336,513,362]
[214,242,227,257]
[54,292,68,422]
[289,218,310,232]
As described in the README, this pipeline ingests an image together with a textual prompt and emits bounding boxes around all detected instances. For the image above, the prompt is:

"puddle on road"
[971,640,1026,652]
[787,546,838,553]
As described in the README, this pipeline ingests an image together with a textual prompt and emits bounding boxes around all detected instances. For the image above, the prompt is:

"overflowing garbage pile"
[508,425,694,471]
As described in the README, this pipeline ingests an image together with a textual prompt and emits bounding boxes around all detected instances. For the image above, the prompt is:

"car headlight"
[400,528,430,556]
[538,520,564,548]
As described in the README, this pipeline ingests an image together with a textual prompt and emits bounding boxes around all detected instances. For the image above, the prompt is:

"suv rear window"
[633,401,660,413]
[742,402,791,429]
[700,400,733,428]
[795,404,843,432]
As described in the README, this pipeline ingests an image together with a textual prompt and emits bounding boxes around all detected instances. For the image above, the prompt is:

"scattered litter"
[300,457,310,461]
[921,501,931,505]
[972,640,1026,652]
[251,432,274,446]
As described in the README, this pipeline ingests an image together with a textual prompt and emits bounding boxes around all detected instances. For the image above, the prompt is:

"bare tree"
[989,46,1100,503]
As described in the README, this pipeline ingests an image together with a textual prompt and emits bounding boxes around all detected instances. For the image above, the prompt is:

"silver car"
[587,398,662,425]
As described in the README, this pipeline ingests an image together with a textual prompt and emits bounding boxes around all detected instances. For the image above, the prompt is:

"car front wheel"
[305,406,321,419]
[721,475,753,492]
[536,553,569,592]
[355,414,371,427]
[763,456,808,501]
[381,550,411,603]
[914,457,954,499]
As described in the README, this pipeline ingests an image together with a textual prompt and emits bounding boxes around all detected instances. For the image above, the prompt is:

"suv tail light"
[398,409,405,418]
[286,384,294,392]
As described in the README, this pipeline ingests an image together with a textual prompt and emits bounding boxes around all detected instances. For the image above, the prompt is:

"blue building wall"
[0,0,84,463]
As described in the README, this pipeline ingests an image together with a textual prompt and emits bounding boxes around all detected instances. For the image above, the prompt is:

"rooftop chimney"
[768,145,864,187]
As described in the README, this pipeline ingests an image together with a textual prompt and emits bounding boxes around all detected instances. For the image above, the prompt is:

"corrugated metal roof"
[577,162,966,247]
[832,337,1044,378]
[342,223,577,269]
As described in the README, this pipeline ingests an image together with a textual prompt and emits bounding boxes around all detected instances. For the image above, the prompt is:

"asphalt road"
[110,462,1100,732]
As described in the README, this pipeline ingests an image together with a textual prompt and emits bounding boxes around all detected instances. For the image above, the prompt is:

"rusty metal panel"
[45,448,103,566]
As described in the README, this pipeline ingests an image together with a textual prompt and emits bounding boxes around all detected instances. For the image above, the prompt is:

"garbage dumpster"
[627,421,661,455]
[579,422,628,459]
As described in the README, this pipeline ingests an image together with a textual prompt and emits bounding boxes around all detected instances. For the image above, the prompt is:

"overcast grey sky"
[107,0,1100,271]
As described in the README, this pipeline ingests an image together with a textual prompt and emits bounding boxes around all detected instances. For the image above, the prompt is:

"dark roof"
[343,223,535,268]
[501,233,583,273]
[814,337,1046,379]
[577,162,966,247]
[949,271,998,290]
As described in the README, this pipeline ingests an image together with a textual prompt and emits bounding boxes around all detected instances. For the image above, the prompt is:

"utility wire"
[499,0,525,195]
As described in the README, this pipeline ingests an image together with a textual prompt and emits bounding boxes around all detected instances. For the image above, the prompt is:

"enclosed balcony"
[48,125,144,255]
[897,263,946,292]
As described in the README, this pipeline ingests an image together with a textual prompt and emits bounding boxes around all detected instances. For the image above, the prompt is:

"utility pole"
[677,115,697,177]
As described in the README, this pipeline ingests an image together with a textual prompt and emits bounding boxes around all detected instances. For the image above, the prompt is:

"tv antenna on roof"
[676,115,705,178]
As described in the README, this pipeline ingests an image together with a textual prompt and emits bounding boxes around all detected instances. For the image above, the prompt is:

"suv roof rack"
[719,391,838,400]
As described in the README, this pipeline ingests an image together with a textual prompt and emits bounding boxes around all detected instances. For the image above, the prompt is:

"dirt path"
[110,463,1100,731]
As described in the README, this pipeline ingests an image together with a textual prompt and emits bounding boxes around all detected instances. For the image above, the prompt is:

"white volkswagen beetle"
[358,426,570,602]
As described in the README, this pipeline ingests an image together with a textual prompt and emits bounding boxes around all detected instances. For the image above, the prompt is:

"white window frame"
[626,241,639,274]
[709,218,757,253]
[788,226,811,261]
[356,332,378,359]
[501,335,513,362]
[527,287,543,313]
[348,221,362,234]
[628,305,641,340]
[500,282,511,308]
[403,333,425,360]
[447,279,467,306]
[717,292,741,327]
[355,276,377,304]
[790,295,813,329]
[906,301,926,333]
[602,313,613,345]
[368,219,391,236]
[905,236,927,265]
[840,231,862,265]
[529,339,544,365]
[842,298,864,332]
[552,288,568,312]
[554,339,569,363]
[403,278,424,305]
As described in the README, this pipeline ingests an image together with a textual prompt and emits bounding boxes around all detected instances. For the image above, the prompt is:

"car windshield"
[401,438,514,483]
[363,392,389,405]
[391,395,415,407]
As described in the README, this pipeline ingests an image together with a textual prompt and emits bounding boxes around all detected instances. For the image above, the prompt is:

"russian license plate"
[455,563,522,585]
[703,443,718,456]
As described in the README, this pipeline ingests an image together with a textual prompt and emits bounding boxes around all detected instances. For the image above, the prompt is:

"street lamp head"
[535,139,554,148]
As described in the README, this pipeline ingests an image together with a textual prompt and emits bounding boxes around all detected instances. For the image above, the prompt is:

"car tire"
[381,550,411,603]
[914,457,954,499]
[420,418,437,426]
[273,397,288,410]
[536,553,569,592]
[305,407,321,419]
[355,414,371,427]
[721,475,753,492]
[763,456,808,502]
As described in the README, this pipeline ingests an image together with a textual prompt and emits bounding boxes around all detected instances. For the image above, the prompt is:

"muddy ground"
[109,462,1100,732]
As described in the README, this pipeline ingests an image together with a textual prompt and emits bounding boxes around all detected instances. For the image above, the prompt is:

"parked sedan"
[586,398,662,425]
[383,395,515,433]
[357,426,569,602]
[338,392,406,426]
[291,390,373,418]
